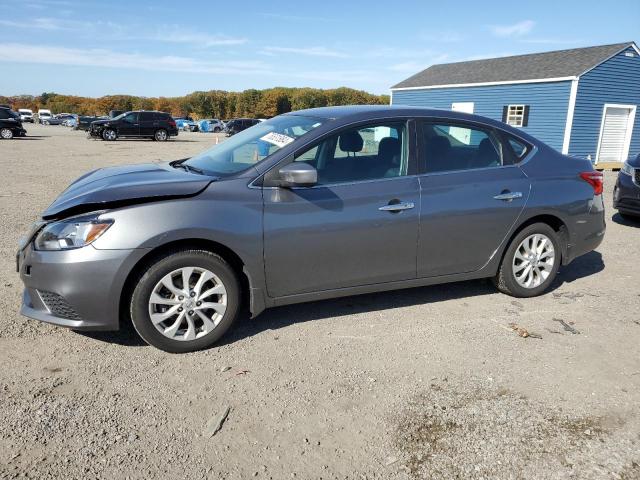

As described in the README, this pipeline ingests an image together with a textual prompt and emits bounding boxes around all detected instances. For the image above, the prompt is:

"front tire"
[130,250,241,353]
[102,128,117,141]
[493,223,561,297]
[0,128,13,139]
[213,127,221,133]
[154,129,168,141]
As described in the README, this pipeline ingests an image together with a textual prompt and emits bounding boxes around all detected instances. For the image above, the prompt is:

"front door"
[416,120,531,277]
[119,112,140,136]
[263,121,420,298]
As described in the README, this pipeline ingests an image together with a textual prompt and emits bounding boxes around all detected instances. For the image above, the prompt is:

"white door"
[450,102,475,144]
[596,104,636,164]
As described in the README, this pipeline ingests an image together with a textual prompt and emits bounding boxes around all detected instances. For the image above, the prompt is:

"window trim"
[260,118,418,188]
[503,104,529,128]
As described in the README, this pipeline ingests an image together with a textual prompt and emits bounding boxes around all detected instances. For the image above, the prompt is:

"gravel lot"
[1,124,639,479]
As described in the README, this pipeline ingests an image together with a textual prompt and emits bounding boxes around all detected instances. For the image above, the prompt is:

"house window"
[503,105,530,127]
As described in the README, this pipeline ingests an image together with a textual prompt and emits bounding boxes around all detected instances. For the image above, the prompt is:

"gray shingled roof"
[392,42,636,89]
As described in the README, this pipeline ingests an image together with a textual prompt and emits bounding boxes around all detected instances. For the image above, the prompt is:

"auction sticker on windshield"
[260,132,295,148]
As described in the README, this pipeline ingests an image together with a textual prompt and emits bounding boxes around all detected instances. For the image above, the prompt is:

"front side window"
[123,112,138,123]
[294,123,408,185]
[421,121,504,173]
[185,114,325,176]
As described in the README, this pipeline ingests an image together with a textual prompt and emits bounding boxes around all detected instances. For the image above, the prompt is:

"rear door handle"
[379,201,415,212]
[493,191,523,201]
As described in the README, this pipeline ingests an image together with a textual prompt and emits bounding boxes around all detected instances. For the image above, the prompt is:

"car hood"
[90,119,110,126]
[42,162,215,220]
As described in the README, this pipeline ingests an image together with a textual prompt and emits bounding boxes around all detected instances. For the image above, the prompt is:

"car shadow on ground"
[611,212,640,228]
[78,250,605,349]
[18,136,48,140]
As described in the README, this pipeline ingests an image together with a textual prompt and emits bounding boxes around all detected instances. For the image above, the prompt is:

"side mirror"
[278,162,317,187]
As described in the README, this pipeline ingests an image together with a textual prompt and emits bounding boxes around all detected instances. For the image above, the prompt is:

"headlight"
[34,216,113,251]
[621,161,635,176]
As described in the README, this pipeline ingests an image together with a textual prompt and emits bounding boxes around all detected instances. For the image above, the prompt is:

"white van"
[38,109,52,124]
[18,109,34,123]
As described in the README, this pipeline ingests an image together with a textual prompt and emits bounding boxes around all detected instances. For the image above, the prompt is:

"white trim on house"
[390,76,577,91]
[595,103,637,164]
[561,78,579,154]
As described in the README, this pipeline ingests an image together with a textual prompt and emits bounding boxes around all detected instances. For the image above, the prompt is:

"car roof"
[285,105,540,144]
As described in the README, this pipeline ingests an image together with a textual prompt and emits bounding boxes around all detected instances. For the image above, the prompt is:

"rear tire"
[130,249,241,353]
[154,129,168,141]
[0,128,13,139]
[493,223,561,298]
[213,127,220,133]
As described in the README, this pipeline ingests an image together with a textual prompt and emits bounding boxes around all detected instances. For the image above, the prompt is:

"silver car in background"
[17,106,605,352]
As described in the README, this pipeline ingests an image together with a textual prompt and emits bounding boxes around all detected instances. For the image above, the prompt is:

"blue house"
[391,42,640,165]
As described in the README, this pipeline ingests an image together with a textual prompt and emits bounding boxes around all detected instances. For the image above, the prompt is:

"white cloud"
[0,17,246,47]
[152,29,247,47]
[0,43,271,75]
[260,46,349,58]
[489,20,535,37]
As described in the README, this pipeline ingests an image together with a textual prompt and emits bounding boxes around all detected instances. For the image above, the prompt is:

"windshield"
[185,114,325,176]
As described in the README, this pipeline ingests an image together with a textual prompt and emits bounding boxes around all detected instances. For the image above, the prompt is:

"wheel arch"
[502,213,570,266]
[119,237,261,329]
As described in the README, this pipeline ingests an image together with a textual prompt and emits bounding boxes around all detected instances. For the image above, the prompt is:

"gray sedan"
[17,106,605,352]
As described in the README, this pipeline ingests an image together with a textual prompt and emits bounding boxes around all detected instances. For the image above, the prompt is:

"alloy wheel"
[155,130,167,141]
[512,233,555,289]
[0,128,13,139]
[148,266,227,341]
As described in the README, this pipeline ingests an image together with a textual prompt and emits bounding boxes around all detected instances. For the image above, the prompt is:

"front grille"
[37,291,82,320]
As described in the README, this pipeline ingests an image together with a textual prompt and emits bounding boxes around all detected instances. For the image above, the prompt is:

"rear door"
[138,112,157,136]
[263,120,420,297]
[416,119,531,277]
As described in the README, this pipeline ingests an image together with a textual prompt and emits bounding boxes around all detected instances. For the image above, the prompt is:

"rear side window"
[506,136,532,161]
[420,121,504,173]
[139,112,154,122]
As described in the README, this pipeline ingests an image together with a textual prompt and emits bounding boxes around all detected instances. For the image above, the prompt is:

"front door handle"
[378,201,415,212]
[493,191,523,201]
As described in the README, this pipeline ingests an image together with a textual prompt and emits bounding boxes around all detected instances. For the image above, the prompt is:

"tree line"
[0,87,390,119]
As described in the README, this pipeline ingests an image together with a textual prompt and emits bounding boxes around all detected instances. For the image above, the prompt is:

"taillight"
[168,119,176,127]
[579,171,603,196]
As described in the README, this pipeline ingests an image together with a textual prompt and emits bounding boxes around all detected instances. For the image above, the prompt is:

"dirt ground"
[1,124,639,480]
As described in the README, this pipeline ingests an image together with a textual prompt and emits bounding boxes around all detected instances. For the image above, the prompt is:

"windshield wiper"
[172,162,205,175]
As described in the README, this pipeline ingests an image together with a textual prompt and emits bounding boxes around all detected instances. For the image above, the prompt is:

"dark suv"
[224,118,260,136]
[89,111,178,141]
[0,107,26,139]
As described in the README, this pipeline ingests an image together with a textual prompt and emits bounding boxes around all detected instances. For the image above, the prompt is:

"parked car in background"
[224,118,260,136]
[18,109,34,123]
[0,107,26,139]
[89,111,178,141]
[174,117,199,132]
[613,154,640,220]
[198,119,224,133]
[17,106,606,352]
[56,114,76,126]
[76,115,106,131]
[37,109,53,124]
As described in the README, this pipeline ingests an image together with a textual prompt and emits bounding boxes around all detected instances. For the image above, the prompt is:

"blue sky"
[1,0,638,97]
